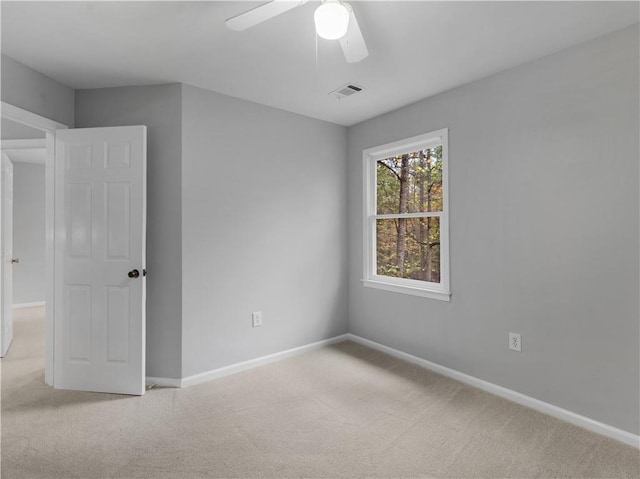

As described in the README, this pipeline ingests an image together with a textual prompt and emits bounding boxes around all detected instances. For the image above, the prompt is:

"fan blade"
[225,0,309,31]
[339,5,369,63]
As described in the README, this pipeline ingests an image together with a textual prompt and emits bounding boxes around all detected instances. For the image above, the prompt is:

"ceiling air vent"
[330,83,364,99]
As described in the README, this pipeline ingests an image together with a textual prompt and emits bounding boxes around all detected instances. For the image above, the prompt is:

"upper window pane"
[376,146,443,214]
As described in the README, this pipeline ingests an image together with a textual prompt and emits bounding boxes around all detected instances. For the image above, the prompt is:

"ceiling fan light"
[314,1,350,40]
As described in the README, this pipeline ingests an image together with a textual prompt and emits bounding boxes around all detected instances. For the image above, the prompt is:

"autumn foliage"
[376,145,443,283]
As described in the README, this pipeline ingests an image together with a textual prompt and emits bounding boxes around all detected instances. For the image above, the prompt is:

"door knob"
[128,269,140,279]
[11,258,19,264]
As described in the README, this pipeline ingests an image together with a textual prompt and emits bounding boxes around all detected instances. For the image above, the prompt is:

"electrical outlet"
[509,332,521,352]
[252,312,262,328]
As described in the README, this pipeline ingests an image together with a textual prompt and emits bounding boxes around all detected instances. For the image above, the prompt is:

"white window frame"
[362,128,450,301]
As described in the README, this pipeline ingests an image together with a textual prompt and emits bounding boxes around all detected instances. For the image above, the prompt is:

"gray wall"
[181,84,348,377]
[12,162,46,305]
[347,25,640,435]
[1,118,45,140]
[1,55,74,127]
[75,84,182,379]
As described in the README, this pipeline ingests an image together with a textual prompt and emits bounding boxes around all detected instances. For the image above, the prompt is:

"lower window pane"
[376,217,441,283]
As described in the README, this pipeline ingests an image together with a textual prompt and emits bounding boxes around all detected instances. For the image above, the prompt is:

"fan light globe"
[314,1,350,40]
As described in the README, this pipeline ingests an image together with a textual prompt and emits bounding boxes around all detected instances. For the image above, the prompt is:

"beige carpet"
[1,307,638,479]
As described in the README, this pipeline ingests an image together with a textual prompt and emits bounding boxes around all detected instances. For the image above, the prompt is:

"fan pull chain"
[315,32,319,71]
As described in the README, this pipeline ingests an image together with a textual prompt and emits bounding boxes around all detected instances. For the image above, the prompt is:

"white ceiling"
[1,1,638,126]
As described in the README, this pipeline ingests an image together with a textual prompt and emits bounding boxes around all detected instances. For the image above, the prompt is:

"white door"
[1,153,14,357]
[55,126,146,395]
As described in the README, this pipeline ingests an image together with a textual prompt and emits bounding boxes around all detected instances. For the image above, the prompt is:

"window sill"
[362,279,451,302]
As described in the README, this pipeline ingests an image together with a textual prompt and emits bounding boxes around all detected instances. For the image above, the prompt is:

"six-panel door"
[55,126,146,395]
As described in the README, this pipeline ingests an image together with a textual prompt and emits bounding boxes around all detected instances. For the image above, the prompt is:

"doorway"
[2,103,147,395]
[1,133,46,362]
[1,102,68,385]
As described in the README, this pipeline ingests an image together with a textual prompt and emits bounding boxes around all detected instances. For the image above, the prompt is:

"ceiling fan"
[225,0,369,63]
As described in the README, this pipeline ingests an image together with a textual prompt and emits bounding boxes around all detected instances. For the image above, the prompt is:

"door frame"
[1,101,67,385]
[1,151,15,357]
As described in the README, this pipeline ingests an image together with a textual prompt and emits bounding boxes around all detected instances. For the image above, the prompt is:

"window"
[362,129,450,301]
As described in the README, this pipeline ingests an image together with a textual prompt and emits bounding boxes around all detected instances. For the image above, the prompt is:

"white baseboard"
[145,376,182,388]
[12,301,45,309]
[143,331,638,448]
[346,333,640,449]
[180,334,351,388]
